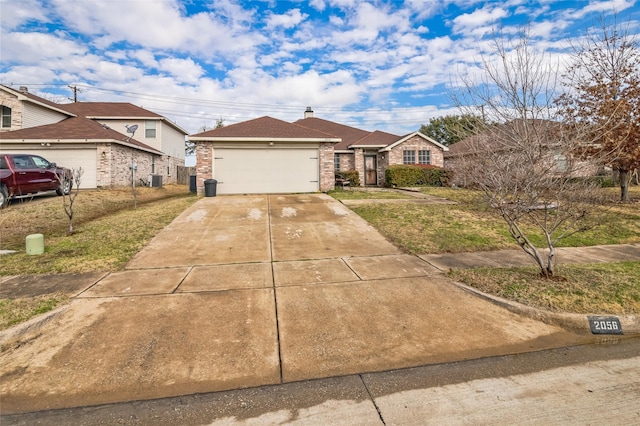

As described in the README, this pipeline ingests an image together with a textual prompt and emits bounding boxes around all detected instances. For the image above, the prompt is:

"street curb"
[451,281,640,336]
[0,303,72,346]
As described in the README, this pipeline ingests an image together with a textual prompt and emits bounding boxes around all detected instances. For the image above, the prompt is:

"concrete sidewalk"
[0,194,637,415]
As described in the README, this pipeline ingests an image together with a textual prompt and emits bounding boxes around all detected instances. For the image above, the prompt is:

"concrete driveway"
[0,194,592,414]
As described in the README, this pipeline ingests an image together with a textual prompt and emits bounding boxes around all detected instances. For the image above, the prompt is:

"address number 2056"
[587,316,623,335]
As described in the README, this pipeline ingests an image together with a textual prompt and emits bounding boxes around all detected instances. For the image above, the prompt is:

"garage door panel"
[1,149,97,189]
[214,148,319,194]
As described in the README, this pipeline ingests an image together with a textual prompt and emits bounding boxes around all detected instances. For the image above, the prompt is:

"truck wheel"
[56,178,72,196]
[0,185,7,208]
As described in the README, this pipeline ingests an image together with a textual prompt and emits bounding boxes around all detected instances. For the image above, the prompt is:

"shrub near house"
[385,164,452,187]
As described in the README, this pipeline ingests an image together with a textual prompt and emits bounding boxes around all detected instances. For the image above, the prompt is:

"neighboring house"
[445,119,600,187]
[0,85,187,188]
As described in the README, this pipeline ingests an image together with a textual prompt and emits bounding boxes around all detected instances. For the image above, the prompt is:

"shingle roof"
[350,130,401,147]
[293,117,371,150]
[59,102,164,118]
[0,116,162,153]
[191,116,339,140]
[446,120,559,157]
[1,84,74,116]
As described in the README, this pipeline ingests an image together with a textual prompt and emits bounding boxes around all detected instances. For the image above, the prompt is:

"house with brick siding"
[191,108,448,194]
[0,85,187,188]
[190,116,340,195]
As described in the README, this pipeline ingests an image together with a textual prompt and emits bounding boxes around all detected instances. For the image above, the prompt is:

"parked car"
[0,153,73,208]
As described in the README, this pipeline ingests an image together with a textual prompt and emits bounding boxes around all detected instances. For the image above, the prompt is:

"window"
[418,150,431,165]
[12,155,33,169]
[334,154,340,172]
[403,150,415,164]
[145,120,157,138]
[31,155,51,168]
[1,105,11,128]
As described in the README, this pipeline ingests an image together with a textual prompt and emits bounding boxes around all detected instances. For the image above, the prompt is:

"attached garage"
[192,116,340,195]
[0,147,97,188]
[39,148,97,189]
[213,146,319,194]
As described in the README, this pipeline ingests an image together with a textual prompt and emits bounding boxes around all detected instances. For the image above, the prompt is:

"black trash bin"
[204,179,217,197]
[189,175,197,193]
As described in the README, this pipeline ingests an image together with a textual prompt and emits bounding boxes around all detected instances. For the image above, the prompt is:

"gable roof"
[381,131,449,152]
[60,102,189,135]
[0,116,162,154]
[350,130,401,148]
[293,117,370,150]
[0,84,75,117]
[190,116,340,142]
[446,120,559,157]
[60,102,163,118]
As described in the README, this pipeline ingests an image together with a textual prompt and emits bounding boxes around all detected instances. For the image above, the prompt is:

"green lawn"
[345,187,640,254]
[331,186,640,315]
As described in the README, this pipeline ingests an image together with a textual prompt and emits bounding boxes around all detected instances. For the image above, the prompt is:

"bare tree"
[186,117,225,156]
[452,28,606,277]
[557,14,640,202]
[57,167,83,235]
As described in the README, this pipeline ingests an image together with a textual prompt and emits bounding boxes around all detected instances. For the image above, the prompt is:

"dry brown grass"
[450,262,640,314]
[0,185,191,250]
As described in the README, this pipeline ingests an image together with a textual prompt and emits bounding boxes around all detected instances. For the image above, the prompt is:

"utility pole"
[68,85,82,103]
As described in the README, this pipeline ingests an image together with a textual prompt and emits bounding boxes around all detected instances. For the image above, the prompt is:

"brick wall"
[319,142,335,191]
[195,141,213,195]
[96,144,182,187]
[337,152,355,171]
[0,91,22,132]
[354,148,365,186]
[387,135,445,167]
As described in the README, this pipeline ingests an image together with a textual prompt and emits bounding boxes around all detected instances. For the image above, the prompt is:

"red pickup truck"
[0,153,73,208]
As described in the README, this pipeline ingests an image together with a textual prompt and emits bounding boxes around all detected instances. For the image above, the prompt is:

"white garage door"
[41,149,97,189]
[1,148,97,189]
[214,148,319,194]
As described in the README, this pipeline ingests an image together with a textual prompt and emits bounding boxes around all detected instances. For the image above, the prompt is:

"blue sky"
[1,0,639,139]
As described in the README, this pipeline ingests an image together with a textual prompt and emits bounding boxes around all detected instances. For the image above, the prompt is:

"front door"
[364,155,377,186]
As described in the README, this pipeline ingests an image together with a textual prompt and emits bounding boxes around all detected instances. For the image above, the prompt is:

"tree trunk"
[620,169,630,202]
[545,246,555,278]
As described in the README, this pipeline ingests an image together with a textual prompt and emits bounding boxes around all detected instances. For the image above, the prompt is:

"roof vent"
[19,86,29,93]
[304,107,314,118]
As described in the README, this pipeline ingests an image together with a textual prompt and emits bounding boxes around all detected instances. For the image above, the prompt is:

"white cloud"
[0,31,85,63]
[129,50,159,68]
[330,2,410,46]
[0,65,57,86]
[452,6,509,34]
[570,0,636,19]
[265,9,308,29]
[309,0,326,12]
[158,57,205,84]
[49,0,264,57]
[0,0,49,31]
[329,15,344,26]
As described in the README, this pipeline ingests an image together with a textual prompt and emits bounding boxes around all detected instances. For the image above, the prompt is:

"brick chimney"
[304,107,314,118]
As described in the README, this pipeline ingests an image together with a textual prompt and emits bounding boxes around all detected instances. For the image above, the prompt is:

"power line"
[7,82,439,128]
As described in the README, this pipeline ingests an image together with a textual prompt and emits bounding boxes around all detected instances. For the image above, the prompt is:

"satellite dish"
[126,124,139,134]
